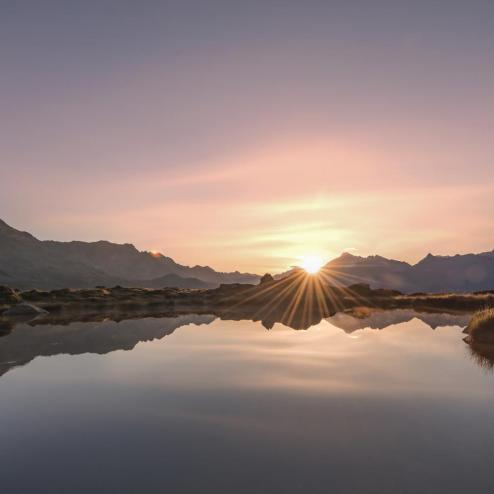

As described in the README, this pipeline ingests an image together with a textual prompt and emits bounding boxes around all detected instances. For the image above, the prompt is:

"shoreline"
[2,273,494,331]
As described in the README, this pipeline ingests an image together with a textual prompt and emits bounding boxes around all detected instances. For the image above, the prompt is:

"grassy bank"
[466,308,494,343]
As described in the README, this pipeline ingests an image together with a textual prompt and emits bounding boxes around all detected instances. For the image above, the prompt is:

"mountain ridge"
[2,219,494,292]
[319,250,494,292]
[0,219,259,289]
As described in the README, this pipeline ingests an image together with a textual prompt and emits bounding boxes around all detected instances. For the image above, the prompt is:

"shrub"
[466,308,494,343]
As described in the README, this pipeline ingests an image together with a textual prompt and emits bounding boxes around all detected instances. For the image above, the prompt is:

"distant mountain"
[410,252,494,292]
[0,219,259,289]
[323,252,413,291]
[133,273,215,289]
[3,218,494,292]
[327,309,471,332]
[316,251,494,293]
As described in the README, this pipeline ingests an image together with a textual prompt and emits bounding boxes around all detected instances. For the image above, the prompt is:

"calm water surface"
[1,311,493,493]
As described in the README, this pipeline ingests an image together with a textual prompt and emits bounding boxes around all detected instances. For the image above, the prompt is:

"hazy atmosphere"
[2,0,494,273]
[3,3,494,494]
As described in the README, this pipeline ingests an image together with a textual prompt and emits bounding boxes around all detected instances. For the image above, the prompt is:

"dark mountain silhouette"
[0,219,259,289]
[321,251,494,292]
[283,250,494,293]
[322,252,413,291]
[3,218,494,292]
[0,314,216,377]
[409,252,494,292]
[134,273,214,289]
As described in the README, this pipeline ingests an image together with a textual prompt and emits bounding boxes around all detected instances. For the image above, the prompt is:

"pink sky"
[3,134,493,273]
[1,2,493,273]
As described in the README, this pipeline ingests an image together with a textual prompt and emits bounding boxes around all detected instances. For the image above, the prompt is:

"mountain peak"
[0,218,260,289]
[331,252,360,263]
[340,251,358,259]
[0,218,38,242]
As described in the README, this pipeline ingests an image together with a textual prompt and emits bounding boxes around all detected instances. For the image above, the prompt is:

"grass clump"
[466,308,494,343]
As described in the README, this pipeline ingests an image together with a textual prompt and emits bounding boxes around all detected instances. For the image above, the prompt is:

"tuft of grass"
[466,340,494,371]
[466,308,494,343]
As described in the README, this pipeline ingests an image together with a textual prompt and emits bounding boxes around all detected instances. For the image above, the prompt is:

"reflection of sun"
[300,255,325,274]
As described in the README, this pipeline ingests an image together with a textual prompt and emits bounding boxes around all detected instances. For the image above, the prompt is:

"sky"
[1,0,493,274]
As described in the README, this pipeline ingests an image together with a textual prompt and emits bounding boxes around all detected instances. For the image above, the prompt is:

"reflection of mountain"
[0,305,473,379]
[327,309,472,333]
[0,314,215,377]
[0,219,259,289]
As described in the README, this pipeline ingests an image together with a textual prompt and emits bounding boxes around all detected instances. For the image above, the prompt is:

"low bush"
[466,308,494,343]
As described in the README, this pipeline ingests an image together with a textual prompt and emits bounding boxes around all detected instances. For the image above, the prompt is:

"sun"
[300,255,325,274]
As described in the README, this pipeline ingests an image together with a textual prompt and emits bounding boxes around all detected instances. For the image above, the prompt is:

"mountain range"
[0,219,259,289]
[316,251,494,293]
[1,218,494,292]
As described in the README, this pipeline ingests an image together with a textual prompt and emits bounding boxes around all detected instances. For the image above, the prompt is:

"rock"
[3,302,48,317]
[0,286,21,305]
[260,273,274,285]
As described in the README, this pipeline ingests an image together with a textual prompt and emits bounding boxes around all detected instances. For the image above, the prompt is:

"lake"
[1,310,493,493]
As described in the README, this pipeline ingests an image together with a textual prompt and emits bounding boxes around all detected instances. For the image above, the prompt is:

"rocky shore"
[1,269,494,331]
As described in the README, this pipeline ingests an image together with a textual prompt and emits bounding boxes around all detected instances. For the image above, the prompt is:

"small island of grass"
[466,308,494,344]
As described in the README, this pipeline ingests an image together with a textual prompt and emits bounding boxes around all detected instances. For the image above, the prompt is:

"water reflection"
[0,308,477,379]
[1,312,494,493]
[465,340,494,370]
[328,307,471,332]
[0,314,214,377]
